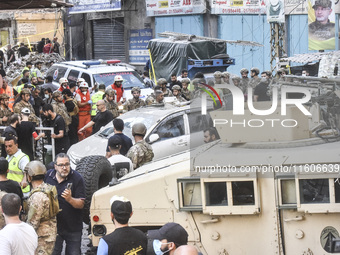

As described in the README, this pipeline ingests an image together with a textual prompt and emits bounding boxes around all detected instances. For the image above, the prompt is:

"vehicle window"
[45,66,67,82]
[67,70,80,83]
[281,179,297,205]
[93,71,145,89]
[181,182,202,207]
[205,182,227,206]
[81,73,91,87]
[151,115,185,141]
[335,179,340,203]
[188,111,208,133]
[299,179,329,204]
[232,181,255,205]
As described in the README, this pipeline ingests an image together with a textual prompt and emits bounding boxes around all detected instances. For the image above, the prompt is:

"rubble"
[3,51,65,85]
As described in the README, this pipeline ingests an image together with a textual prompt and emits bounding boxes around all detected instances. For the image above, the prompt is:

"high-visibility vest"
[91,91,105,116]
[77,90,91,116]
[0,86,15,111]
[7,151,30,193]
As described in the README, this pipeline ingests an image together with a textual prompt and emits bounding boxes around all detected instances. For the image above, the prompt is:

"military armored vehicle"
[89,76,340,254]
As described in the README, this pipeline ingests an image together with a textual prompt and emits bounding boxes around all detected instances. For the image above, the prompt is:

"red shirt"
[110,83,124,102]
[77,90,91,115]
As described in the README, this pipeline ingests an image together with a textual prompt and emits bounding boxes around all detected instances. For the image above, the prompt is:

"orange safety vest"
[77,91,91,116]
[111,83,124,103]
[0,86,15,111]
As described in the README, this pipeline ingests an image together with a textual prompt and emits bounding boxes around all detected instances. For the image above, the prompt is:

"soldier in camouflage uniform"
[125,87,146,111]
[158,78,173,97]
[181,78,191,101]
[26,161,57,255]
[240,68,250,93]
[145,85,162,105]
[172,85,187,102]
[104,88,119,118]
[213,71,223,84]
[248,67,261,89]
[51,90,71,132]
[13,88,40,126]
[127,123,154,169]
[0,94,12,126]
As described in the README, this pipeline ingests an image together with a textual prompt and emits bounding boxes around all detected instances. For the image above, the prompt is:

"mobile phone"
[66,183,72,190]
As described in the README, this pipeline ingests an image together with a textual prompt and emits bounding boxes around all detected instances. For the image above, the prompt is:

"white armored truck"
[89,76,340,254]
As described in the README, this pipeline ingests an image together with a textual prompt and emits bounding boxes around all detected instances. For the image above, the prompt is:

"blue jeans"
[52,230,82,255]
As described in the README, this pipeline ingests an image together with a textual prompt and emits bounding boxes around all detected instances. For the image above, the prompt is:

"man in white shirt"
[0,193,38,255]
[108,136,133,179]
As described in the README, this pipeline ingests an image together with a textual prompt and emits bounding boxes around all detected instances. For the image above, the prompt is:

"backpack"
[71,98,79,116]
[30,184,60,219]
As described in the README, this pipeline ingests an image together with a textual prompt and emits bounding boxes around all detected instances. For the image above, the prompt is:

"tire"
[75,155,112,224]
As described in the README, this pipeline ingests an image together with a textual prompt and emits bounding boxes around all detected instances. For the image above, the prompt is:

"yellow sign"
[159,1,169,8]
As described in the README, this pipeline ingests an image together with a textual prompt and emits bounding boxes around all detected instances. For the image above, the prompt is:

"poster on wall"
[146,0,206,16]
[129,29,153,65]
[266,0,285,23]
[210,0,266,14]
[285,0,308,14]
[308,0,335,50]
[69,0,121,14]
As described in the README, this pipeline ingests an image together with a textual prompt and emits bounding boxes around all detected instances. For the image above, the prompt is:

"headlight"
[92,225,107,236]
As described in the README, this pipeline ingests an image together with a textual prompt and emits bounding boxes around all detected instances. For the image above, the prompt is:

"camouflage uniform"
[248,76,261,89]
[51,101,71,132]
[181,89,192,101]
[127,140,154,169]
[0,105,12,126]
[13,100,40,126]
[126,98,146,111]
[163,88,173,97]
[145,94,156,105]
[175,94,187,102]
[104,98,119,118]
[240,77,250,93]
[27,182,57,255]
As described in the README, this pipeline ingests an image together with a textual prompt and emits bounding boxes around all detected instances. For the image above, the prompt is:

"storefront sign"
[146,0,206,16]
[69,0,121,14]
[129,29,153,65]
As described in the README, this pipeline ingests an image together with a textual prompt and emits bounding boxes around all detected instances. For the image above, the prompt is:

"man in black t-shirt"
[97,196,147,255]
[1,114,20,158]
[78,100,113,135]
[106,118,133,157]
[42,104,70,155]
[6,45,15,65]
[18,43,29,58]
[253,72,271,102]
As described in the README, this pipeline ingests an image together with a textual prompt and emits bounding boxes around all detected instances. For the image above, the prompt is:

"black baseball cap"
[148,223,188,246]
[108,135,122,149]
[110,195,132,217]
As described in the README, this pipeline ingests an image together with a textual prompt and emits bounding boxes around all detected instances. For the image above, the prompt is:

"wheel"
[75,155,112,224]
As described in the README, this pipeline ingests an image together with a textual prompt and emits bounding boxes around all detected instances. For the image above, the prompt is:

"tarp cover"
[147,38,226,81]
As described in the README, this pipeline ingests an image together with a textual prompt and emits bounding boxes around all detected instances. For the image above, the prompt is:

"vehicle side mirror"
[149,134,160,143]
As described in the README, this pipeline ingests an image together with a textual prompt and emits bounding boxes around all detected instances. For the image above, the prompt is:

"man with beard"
[158,78,172,97]
[32,86,45,118]
[51,91,71,133]
[13,88,39,126]
[240,68,250,93]
[62,89,79,146]
[58,78,70,93]
[172,85,186,102]
[104,88,119,118]
[42,104,70,154]
[110,75,126,104]
[125,87,145,111]
[30,61,44,84]
[254,71,271,102]
[76,81,92,140]
[248,67,261,90]
[0,94,12,126]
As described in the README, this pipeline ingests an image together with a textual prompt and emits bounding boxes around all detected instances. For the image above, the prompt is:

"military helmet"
[79,81,89,88]
[59,77,68,84]
[157,78,167,86]
[240,68,249,74]
[21,108,30,115]
[222,71,230,78]
[181,78,190,84]
[131,87,141,93]
[132,123,147,136]
[114,75,124,82]
[172,85,181,91]
[232,76,241,81]
[213,71,222,78]
[105,87,115,96]
[52,90,62,99]
[21,88,31,95]
[25,160,47,177]
[76,78,85,83]
[250,67,260,75]
[0,94,9,100]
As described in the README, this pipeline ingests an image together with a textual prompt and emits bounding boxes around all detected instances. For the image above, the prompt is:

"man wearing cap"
[0,93,12,126]
[148,222,189,255]
[110,75,126,104]
[13,88,39,126]
[76,81,92,140]
[104,88,119,118]
[58,78,70,93]
[125,87,146,111]
[17,108,45,161]
[0,76,17,111]
[145,86,162,105]
[97,195,147,255]
[107,136,133,178]
[309,0,335,50]
[78,99,113,135]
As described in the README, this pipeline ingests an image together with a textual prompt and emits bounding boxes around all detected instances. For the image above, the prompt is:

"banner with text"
[129,29,153,65]
[210,0,266,14]
[69,0,121,14]
[146,0,206,16]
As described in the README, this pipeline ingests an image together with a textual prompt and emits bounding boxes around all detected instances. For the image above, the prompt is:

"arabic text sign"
[146,0,206,16]
[210,0,266,14]
[129,29,153,65]
[69,0,121,14]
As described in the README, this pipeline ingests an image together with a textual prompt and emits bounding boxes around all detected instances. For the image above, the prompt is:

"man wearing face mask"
[58,78,70,93]
[253,71,271,102]
[76,81,92,140]
[96,195,147,255]
[148,222,189,255]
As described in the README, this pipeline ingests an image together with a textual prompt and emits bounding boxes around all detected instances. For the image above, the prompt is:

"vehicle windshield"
[93,71,145,90]
[98,114,160,140]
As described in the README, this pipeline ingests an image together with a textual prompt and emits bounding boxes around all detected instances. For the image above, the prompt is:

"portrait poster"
[308,0,335,50]
[266,0,285,23]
